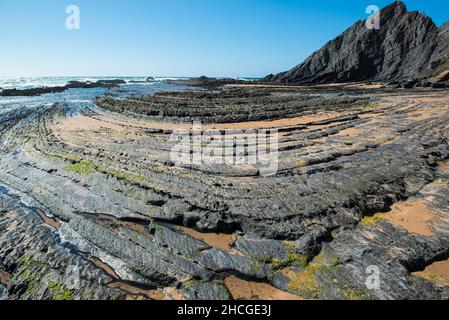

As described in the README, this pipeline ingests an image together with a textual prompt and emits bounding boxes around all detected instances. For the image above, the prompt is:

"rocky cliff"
[265,1,449,85]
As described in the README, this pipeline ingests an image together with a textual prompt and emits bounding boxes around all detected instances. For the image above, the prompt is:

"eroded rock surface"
[0,84,448,300]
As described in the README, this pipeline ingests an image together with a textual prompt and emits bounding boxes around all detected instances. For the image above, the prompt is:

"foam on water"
[0,77,190,115]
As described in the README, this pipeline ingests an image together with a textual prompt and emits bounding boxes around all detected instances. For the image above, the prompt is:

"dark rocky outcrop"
[0,79,126,97]
[430,21,449,73]
[95,88,370,123]
[165,76,244,89]
[266,1,449,85]
[1,83,449,300]
[128,77,156,84]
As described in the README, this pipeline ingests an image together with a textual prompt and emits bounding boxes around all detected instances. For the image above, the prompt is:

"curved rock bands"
[0,85,448,300]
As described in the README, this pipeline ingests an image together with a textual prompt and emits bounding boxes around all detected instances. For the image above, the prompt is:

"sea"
[0,76,257,115]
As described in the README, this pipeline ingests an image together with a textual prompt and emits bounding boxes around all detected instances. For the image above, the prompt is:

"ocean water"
[0,77,191,115]
[0,76,191,90]
[0,76,258,116]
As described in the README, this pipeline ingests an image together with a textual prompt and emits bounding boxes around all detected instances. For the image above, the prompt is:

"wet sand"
[224,275,302,300]
[335,127,360,137]
[163,287,185,300]
[80,253,120,279]
[438,161,449,174]
[382,200,437,237]
[413,259,449,284]
[38,212,61,229]
[55,112,351,132]
[0,270,11,287]
[173,225,241,255]
[55,115,125,132]
[108,282,165,300]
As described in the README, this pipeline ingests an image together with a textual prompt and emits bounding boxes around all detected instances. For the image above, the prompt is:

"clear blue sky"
[1,0,448,78]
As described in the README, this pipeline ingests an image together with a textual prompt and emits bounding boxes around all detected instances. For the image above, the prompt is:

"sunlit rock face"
[266,1,449,84]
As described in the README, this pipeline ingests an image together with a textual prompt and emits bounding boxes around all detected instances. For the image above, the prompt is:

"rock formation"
[1,84,449,300]
[265,1,449,86]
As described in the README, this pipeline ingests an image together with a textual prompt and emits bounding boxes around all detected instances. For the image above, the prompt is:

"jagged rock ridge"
[266,1,449,84]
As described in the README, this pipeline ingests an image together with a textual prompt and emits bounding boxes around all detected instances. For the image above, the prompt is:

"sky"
[0,0,448,78]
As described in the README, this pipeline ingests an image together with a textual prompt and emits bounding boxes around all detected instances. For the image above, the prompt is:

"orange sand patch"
[224,275,302,300]
[205,113,343,130]
[378,135,401,146]
[413,259,449,284]
[0,270,11,287]
[437,161,449,174]
[85,231,163,301]
[81,254,120,279]
[406,106,448,121]
[52,115,135,147]
[163,287,185,300]
[358,112,385,119]
[335,127,359,137]
[345,83,385,89]
[38,213,61,229]
[382,200,438,237]
[82,108,348,131]
[302,123,339,131]
[54,115,125,132]
[412,96,449,104]
[108,282,165,300]
[120,221,154,239]
[173,225,241,255]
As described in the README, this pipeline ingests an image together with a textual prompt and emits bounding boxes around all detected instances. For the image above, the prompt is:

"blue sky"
[0,0,448,78]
